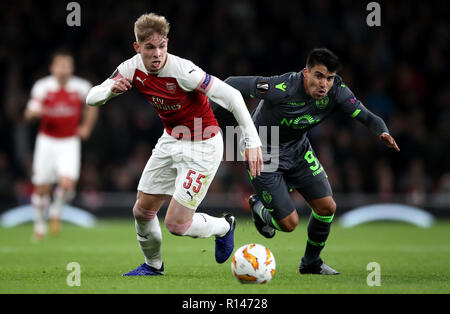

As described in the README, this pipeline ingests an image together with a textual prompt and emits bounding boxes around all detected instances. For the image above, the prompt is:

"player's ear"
[133,42,140,53]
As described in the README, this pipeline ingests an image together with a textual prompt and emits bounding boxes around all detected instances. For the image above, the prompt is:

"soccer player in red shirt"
[24,51,98,240]
[86,13,263,275]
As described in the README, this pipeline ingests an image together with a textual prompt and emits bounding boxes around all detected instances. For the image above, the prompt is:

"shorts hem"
[137,187,174,196]
[172,194,198,211]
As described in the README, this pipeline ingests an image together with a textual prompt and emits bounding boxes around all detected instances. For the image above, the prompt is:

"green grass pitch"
[0,218,449,294]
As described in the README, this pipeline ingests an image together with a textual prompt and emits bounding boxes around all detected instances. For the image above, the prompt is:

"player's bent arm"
[86,79,122,107]
[353,104,389,136]
[207,78,262,149]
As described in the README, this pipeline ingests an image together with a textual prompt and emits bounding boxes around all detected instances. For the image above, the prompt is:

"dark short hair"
[50,48,73,63]
[306,48,341,73]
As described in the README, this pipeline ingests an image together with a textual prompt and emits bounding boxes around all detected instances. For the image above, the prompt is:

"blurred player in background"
[86,13,263,276]
[219,48,399,275]
[24,50,98,240]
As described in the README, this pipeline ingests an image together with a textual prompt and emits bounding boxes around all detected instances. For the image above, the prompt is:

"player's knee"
[133,202,158,221]
[280,223,296,232]
[316,199,336,217]
[54,186,75,203]
[279,212,299,232]
[59,178,76,191]
[164,219,192,236]
[31,193,51,211]
[34,185,52,196]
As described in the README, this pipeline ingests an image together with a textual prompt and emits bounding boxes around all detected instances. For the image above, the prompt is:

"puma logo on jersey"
[136,76,147,85]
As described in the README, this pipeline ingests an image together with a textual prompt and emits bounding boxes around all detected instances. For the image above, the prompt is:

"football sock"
[48,187,75,219]
[252,199,281,231]
[135,217,163,270]
[303,211,334,265]
[182,213,230,238]
[31,193,51,235]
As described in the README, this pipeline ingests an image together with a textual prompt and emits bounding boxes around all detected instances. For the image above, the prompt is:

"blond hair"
[134,13,170,43]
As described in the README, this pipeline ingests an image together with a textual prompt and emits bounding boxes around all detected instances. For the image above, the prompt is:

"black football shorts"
[244,142,332,221]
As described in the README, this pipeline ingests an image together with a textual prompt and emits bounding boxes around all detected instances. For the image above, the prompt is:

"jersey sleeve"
[335,83,364,118]
[114,58,136,80]
[26,80,46,112]
[173,59,215,94]
[206,77,262,148]
[86,56,136,106]
[225,72,295,103]
[336,83,389,136]
[78,79,93,104]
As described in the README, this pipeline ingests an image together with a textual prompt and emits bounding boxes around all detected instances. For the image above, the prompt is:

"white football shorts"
[32,133,81,185]
[137,130,223,210]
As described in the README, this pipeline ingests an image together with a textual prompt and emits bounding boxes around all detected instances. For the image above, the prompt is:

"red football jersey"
[27,76,92,138]
[114,53,219,140]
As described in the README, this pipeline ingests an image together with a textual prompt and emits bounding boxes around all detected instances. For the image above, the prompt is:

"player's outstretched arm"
[224,76,258,97]
[379,132,400,151]
[86,77,132,107]
[353,104,400,151]
[337,84,400,152]
[225,74,293,101]
[207,78,263,176]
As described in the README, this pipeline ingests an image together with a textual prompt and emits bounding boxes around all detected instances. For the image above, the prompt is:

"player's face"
[303,64,336,100]
[134,33,168,73]
[50,55,74,82]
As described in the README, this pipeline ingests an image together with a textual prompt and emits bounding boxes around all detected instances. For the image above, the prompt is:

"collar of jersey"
[137,53,171,77]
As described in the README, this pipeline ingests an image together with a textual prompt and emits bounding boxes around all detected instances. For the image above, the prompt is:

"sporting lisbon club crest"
[262,190,272,204]
[166,82,177,94]
[315,95,329,109]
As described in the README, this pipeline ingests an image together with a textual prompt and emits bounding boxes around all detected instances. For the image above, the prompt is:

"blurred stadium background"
[0,0,449,220]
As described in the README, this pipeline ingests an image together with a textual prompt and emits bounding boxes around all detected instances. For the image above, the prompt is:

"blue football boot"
[214,214,236,263]
[122,263,164,276]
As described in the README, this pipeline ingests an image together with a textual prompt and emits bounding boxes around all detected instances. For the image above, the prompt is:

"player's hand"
[244,146,264,177]
[76,125,91,140]
[111,78,132,94]
[24,108,42,122]
[380,133,400,151]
